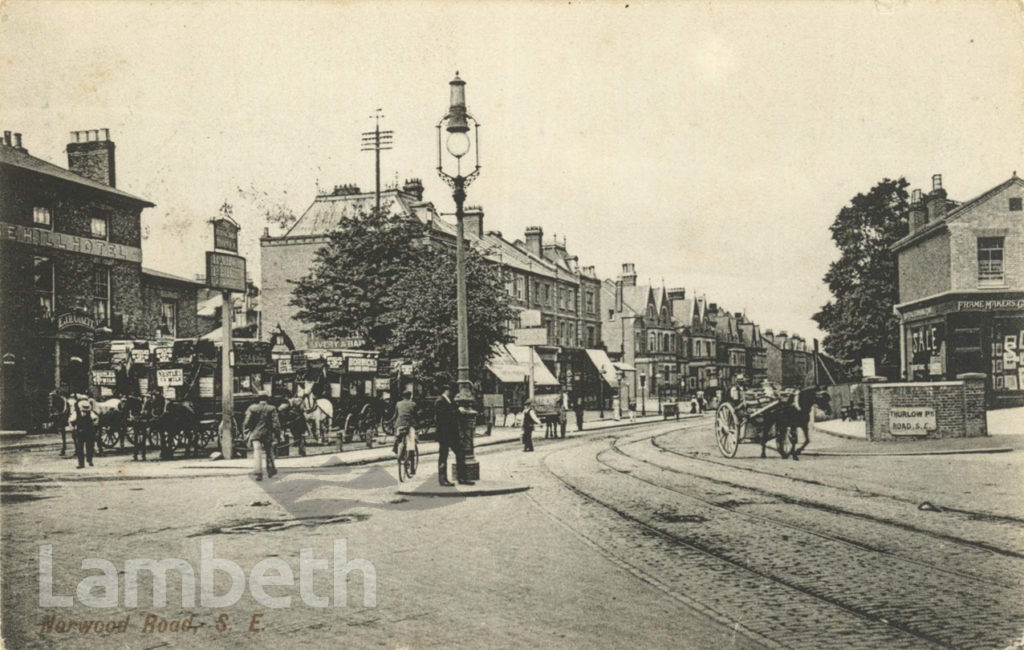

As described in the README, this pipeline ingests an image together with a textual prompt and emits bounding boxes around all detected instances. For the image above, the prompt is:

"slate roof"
[284,188,437,238]
[0,144,153,206]
[891,175,1024,252]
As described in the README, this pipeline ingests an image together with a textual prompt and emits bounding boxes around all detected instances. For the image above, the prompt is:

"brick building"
[0,129,200,429]
[670,290,718,393]
[763,330,816,388]
[601,263,679,410]
[892,173,1024,407]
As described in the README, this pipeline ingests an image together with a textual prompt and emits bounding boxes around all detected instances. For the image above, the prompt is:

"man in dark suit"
[435,386,472,486]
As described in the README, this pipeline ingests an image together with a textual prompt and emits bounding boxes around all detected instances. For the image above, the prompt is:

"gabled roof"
[0,143,154,207]
[892,175,1024,252]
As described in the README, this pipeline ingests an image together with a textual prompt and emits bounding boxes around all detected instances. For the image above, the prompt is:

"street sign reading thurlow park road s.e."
[206,251,246,292]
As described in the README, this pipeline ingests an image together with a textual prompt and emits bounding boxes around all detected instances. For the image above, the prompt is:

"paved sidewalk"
[0,412,700,479]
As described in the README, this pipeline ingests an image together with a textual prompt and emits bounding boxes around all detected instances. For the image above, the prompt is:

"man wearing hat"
[243,395,281,481]
[435,386,472,486]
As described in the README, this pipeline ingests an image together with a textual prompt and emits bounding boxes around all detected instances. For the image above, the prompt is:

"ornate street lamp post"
[437,72,482,481]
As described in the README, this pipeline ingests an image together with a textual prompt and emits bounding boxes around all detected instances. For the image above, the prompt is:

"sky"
[2,1,1022,345]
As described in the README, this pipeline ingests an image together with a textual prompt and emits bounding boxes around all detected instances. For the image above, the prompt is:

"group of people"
[392,386,474,487]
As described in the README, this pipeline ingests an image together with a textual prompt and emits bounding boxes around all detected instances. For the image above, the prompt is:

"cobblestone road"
[3,417,1023,649]
[502,417,1024,649]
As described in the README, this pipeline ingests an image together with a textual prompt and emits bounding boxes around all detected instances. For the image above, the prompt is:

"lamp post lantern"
[437,72,482,482]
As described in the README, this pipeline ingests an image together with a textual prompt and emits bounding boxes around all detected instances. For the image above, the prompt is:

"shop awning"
[614,361,637,373]
[505,344,559,386]
[488,362,529,384]
[586,349,620,388]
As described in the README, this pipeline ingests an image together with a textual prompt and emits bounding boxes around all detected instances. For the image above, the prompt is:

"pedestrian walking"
[243,395,281,481]
[435,386,472,486]
[278,400,307,456]
[574,399,585,432]
[628,398,637,423]
[68,396,97,469]
[522,399,541,452]
[559,392,568,438]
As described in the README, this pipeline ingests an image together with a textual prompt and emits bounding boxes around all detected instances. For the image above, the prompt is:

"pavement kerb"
[3,413,707,479]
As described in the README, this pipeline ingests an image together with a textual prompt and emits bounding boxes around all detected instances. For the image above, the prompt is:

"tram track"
[602,434,1023,589]
[515,420,1024,649]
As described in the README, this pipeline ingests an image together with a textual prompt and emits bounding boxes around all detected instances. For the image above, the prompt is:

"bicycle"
[396,426,418,482]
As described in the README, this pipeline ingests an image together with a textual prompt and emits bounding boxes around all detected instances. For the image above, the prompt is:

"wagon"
[714,388,795,458]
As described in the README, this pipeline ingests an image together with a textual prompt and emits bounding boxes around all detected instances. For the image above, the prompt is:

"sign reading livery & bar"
[206,251,246,292]
[889,407,936,435]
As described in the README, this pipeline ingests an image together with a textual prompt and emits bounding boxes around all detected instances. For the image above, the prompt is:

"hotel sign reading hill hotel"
[1,221,143,262]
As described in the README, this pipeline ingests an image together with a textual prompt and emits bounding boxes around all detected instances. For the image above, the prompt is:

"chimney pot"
[932,174,942,191]
[3,131,10,146]
[12,133,21,148]
[524,226,543,257]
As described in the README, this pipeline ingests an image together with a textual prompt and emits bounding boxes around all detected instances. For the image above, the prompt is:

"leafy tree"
[382,246,516,394]
[813,178,909,377]
[290,210,516,393]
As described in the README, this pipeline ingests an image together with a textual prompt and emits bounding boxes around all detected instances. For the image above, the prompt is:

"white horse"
[90,396,128,451]
[297,384,333,444]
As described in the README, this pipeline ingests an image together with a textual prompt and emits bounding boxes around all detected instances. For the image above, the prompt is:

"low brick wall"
[864,373,987,441]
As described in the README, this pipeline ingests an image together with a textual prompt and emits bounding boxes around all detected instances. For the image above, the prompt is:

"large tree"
[290,210,516,393]
[382,246,516,393]
[813,177,909,376]
[289,209,427,348]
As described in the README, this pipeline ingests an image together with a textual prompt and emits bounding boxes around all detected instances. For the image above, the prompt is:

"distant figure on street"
[559,392,569,438]
[392,391,416,455]
[574,399,584,432]
[697,391,706,413]
[628,398,637,423]
[244,395,281,481]
[68,395,98,469]
[436,386,471,486]
[521,399,541,452]
[690,395,699,414]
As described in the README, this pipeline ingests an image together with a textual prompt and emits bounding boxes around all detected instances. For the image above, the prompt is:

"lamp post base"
[457,406,480,482]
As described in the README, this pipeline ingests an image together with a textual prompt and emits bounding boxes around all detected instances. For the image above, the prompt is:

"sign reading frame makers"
[206,251,247,293]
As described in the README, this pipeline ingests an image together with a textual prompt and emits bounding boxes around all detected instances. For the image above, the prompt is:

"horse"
[90,396,128,453]
[772,386,832,461]
[146,392,201,459]
[297,385,333,445]
[48,390,72,456]
[122,393,152,461]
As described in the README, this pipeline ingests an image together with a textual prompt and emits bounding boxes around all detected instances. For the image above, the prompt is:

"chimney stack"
[3,131,11,147]
[925,173,947,223]
[463,205,484,238]
[908,188,926,231]
[620,262,637,287]
[67,129,116,187]
[524,226,543,257]
[667,287,686,301]
[582,265,595,277]
[402,178,424,201]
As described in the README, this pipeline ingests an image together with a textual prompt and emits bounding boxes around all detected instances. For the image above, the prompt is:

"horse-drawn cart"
[714,388,797,458]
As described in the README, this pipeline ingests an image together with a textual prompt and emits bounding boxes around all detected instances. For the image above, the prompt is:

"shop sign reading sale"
[889,407,936,435]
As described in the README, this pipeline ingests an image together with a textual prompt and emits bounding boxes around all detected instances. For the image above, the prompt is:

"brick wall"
[864,373,987,441]
[260,236,325,346]
[898,231,951,303]
[140,278,200,338]
[947,182,1024,292]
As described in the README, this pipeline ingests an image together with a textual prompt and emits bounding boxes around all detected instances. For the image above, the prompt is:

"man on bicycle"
[392,391,416,466]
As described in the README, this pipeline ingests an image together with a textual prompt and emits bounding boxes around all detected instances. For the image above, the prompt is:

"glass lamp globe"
[446,131,471,159]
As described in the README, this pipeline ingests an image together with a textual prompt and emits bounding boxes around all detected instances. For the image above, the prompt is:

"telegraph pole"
[361,109,393,214]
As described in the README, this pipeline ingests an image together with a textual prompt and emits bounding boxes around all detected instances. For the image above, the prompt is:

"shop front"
[898,292,1024,408]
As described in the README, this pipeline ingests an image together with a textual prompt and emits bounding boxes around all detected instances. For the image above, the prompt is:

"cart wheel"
[99,425,121,450]
[775,424,796,459]
[715,403,740,458]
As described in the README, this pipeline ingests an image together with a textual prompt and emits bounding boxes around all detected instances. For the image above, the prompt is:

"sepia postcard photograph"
[1,1,1023,648]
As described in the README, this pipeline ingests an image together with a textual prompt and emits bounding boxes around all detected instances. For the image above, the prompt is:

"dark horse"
[123,393,152,461]
[48,390,72,456]
[145,392,201,459]
[771,387,832,460]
